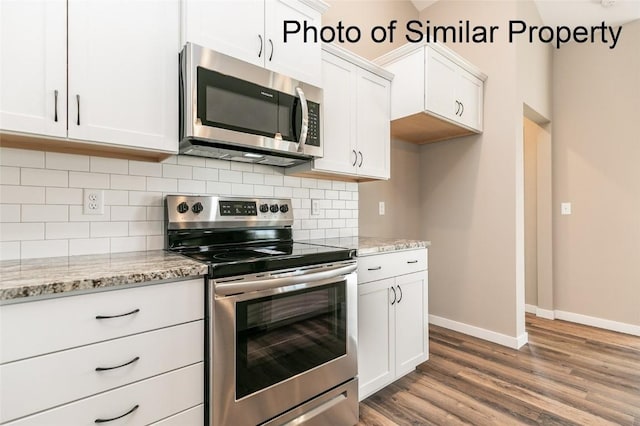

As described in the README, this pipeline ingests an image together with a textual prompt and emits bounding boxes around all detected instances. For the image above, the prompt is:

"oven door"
[210,263,357,426]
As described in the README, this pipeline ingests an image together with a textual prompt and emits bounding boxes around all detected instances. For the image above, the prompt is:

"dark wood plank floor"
[358,314,640,425]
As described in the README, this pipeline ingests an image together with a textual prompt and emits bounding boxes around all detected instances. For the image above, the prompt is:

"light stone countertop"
[0,250,207,302]
[300,237,430,256]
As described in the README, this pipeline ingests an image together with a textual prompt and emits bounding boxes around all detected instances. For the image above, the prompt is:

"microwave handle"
[295,86,309,152]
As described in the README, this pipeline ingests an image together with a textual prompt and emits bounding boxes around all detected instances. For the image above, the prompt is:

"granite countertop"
[301,236,430,257]
[0,250,208,302]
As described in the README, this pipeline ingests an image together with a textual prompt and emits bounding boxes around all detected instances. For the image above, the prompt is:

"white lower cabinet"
[0,278,205,425]
[357,249,429,400]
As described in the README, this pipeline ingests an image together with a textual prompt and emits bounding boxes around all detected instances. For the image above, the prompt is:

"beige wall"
[323,0,418,60]
[552,19,640,326]
[524,117,538,306]
[359,139,421,238]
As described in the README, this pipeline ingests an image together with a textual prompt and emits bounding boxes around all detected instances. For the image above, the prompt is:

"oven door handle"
[215,263,357,296]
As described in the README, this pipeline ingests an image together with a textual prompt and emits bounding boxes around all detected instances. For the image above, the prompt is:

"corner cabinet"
[0,279,205,425]
[375,42,486,145]
[287,44,392,181]
[0,0,179,155]
[357,248,429,400]
[182,0,328,87]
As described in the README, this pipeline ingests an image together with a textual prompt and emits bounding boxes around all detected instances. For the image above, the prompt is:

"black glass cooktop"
[180,242,356,278]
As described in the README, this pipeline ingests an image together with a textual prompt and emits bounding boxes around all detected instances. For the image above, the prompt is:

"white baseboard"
[525,304,537,314]
[429,314,528,349]
[554,310,640,337]
[536,308,555,320]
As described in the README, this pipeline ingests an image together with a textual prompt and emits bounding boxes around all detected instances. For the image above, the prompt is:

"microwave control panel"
[306,101,320,147]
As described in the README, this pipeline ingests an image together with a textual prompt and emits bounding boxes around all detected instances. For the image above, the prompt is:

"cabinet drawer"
[358,249,427,284]
[0,278,204,363]
[151,404,204,425]
[5,363,204,426]
[1,321,203,423]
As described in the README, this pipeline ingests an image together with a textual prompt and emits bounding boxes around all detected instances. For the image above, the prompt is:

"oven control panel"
[166,195,293,229]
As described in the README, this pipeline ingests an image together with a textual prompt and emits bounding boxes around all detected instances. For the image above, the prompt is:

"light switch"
[561,202,572,215]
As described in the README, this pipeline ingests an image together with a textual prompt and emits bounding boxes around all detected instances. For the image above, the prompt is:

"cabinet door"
[264,0,322,86]
[312,52,357,175]
[67,0,179,152]
[394,271,428,377]
[182,0,264,67]
[425,48,457,122]
[356,69,390,179]
[357,278,395,400]
[456,69,483,131]
[0,0,66,138]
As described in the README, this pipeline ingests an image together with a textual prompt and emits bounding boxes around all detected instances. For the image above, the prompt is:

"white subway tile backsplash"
[0,149,357,260]
[129,221,162,236]
[0,205,20,222]
[147,177,177,192]
[111,174,146,191]
[0,148,44,168]
[193,167,219,182]
[91,221,129,238]
[21,205,68,222]
[69,171,109,189]
[243,172,264,185]
[69,205,111,222]
[0,241,20,260]
[110,236,146,253]
[46,152,90,171]
[111,206,145,221]
[1,166,20,185]
[104,190,129,206]
[21,239,68,259]
[46,188,83,205]
[69,238,110,256]
[163,164,192,179]
[91,157,128,175]
[46,222,90,239]
[129,191,163,206]
[0,223,44,241]
[129,160,162,177]
[178,179,206,194]
[21,168,68,187]
[219,169,243,183]
[0,185,45,204]
[177,156,206,167]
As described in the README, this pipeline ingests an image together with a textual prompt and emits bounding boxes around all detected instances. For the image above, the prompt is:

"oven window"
[235,281,346,399]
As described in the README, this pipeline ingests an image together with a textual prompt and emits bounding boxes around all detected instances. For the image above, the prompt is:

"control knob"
[192,202,203,214]
[270,204,279,213]
[259,203,269,213]
[279,204,289,213]
[177,202,189,214]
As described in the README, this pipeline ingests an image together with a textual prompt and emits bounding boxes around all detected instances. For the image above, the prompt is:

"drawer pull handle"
[407,260,419,264]
[397,285,403,303]
[95,404,139,423]
[367,266,382,271]
[95,308,140,320]
[95,356,140,372]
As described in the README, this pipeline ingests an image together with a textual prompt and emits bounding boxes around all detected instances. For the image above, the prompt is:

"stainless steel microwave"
[179,43,322,167]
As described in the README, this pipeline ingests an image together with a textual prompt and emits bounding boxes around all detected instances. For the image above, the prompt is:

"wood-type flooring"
[358,314,640,425]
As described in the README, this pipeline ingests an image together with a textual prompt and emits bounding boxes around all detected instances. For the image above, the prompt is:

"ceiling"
[410,0,640,27]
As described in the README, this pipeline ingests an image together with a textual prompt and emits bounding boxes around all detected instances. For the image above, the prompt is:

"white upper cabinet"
[0,0,180,155]
[288,44,392,181]
[68,0,179,152]
[0,0,67,138]
[183,0,327,86]
[376,42,486,144]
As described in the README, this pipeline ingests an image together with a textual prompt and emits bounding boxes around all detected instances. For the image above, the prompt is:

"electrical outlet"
[378,201,385,215]
[561,202,572,215]
[311,199,320,216]
[83,189,104,215]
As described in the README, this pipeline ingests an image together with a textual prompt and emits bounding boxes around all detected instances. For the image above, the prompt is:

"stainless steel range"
[165,195,359,426]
